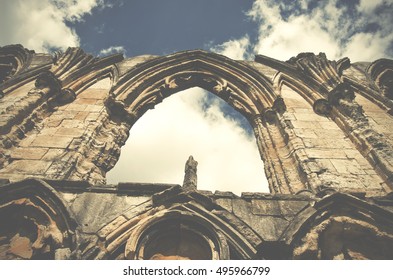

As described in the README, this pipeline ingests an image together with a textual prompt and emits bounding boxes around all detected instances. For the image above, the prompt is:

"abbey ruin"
[0,44,392,259]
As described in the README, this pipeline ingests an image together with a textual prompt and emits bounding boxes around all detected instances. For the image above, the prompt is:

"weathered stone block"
[55,127,86,137]
[85,112,101,122]
[10,147,48,160]
[84,105,103,112]
[41,148,66,160]
[316,159,337,173]
[215,198,233,212]
[46,120,63,127]
[232,198,253,225]
[293,128,318,139]
[31,135,73,148]
[306,148,347,159]
[251,199,280,215]
[314,128,347,138]
[290,120,321,129]
[38,127,58,135]
[0,160,51,174]
[330,159,366,175]
[77,89,108,99]
[97,215,127,239]
[59,119,85,128]
[18,136,36,147]
[64,103,88,112]
[250,216,288,241]
[74,111,90,121]
[55,248,71,260]
[74,98,98,105]
[278,200,309,216]
[123,199,153,219]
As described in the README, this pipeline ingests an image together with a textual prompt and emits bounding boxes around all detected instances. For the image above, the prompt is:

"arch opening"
[106,87,269,194]
[142,221,213,260]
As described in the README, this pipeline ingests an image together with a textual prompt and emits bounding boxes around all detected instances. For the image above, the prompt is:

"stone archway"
[0,179,76,259]
[280,193,393,259]
[106,87,269,193]
[102,50,301,194]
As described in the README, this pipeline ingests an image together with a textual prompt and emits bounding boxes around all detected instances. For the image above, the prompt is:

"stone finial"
[182,155,198,191]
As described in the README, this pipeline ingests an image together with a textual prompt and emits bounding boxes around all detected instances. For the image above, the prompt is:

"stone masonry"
[0,45,393,259]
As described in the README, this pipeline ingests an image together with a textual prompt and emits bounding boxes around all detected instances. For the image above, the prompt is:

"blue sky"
[2,0,392,60]
[70,0,257,57]
[1,0,392,194]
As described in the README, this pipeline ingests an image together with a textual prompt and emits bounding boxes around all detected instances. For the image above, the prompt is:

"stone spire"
[182,155,198,191]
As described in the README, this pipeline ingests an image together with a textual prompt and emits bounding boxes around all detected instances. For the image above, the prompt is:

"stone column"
[182,155,198,191]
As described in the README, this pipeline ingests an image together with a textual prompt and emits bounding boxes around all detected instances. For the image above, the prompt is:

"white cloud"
[358,0,386,14]
[0,0,103,52]
[53,0,104,21]
[210,36,251,60]
[106,88,270,195]
[343,32,393,61]
[98,45,126,56]
[212,0,393,61]
[254,15,341,60]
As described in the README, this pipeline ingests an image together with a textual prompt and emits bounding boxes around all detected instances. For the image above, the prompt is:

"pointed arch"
[0,178,77,259]
[101,50,300,194]
[91,187,262,260]
[107,50,279,124]
[367,58,393,100]
[280,193,393,259]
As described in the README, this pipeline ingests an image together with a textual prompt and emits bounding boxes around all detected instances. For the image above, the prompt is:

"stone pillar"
[182,155,198,191]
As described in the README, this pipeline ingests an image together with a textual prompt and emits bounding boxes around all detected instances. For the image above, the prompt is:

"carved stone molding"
[282,193,393,259]
[313,99,332,115]
[367,59,393,100]
[35,71,61,91]
[0,179,76,259]
[272,96,286,114]
[327,82,355,105]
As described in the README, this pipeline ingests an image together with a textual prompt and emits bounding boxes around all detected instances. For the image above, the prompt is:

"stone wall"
[1,45,393,259]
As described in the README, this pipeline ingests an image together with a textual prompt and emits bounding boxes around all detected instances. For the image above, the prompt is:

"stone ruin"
[0,44,393,259]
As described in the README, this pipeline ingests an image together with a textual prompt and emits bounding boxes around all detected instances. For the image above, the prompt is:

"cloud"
[253,14,341,60]
[0,0,104,52]
[344,32,393,62]
[106,88,269,195]
[210,35,251,60]
[358,0,386,14]
[98,45,126,56]
[212,0,393,61]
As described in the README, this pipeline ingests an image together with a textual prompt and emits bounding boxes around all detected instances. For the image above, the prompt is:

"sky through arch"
[106,87,269,195]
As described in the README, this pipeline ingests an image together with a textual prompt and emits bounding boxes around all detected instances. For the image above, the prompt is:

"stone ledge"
[213,190,238,198]
[117,182,179,195]
[241,192,314,201]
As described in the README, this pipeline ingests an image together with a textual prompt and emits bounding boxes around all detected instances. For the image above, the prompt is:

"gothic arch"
[107,50,280,124]
[366,58,393,100]
[280,192,393,259]
[93,187,262,260]
[0,44,34,84]
[257,53,393,192]
[125,210,230,260]
[102,50,304,194]
[0,178,77,259]
[0,44,52,98]
[273,72,329,115]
